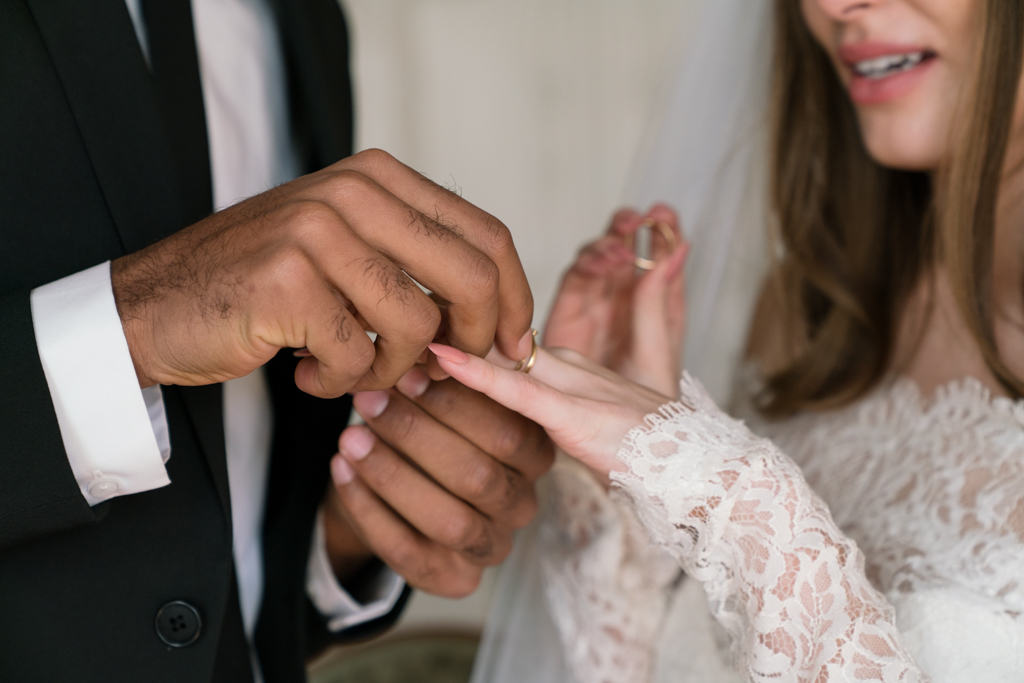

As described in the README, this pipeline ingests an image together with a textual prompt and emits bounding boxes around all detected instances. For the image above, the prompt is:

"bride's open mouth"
[841,44,938,106]
[853,50,936,79]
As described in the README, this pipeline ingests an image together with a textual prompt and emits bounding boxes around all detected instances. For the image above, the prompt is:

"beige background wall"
[340,0,704,634]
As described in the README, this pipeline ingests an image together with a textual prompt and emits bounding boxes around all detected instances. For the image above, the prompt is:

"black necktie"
[140,0,213,225]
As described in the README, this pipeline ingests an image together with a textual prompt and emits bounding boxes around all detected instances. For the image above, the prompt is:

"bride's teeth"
[854,51,925,79]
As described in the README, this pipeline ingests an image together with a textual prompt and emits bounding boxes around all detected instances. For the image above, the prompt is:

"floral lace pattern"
[538,456,681,683]
[610,373,925,681]
[538,372,1024,682]
[751,377,1024,618]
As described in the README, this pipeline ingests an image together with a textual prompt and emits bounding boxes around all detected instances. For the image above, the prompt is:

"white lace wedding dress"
[524,371,1024,683]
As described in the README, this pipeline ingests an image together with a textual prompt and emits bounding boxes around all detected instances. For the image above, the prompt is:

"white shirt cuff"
[30,262,171,506]
[306,507,405,632]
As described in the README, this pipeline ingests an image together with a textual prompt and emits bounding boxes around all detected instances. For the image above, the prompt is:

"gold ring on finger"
[514,329,539,373]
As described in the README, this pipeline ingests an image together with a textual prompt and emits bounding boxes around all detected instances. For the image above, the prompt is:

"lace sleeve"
[537,455,682,683]
[611,373,927,682]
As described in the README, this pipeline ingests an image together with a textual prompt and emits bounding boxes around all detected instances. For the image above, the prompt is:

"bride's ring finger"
[431,343,610,423]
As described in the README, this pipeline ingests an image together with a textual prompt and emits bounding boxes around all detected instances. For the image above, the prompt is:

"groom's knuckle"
[492,468,523,512]
[408,300,443,345]
[443,567,481,599]
[442,511,480,549]
[410,556,446,589]
[441,512,472,547]
[385,539,422,575]
[491,422,525,460]
[465,461,503,500]
[349,148,395,176]
[385,541,412,569]
[459,528,494,562]
[463,252,500,302]
[480,217,513,256]
[350,338,377,377]
[508,483,537,528]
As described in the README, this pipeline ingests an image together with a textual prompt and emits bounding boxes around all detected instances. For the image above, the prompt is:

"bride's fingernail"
[353,390,389,418]
[428,343,469,365]
[397,367,430,398]
[331,455,355,486]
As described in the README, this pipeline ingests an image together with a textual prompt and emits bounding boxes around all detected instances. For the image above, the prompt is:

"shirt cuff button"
[88,476,121,499]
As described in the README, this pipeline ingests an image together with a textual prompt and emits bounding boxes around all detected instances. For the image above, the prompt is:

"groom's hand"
[112,149,534,396]
[323,366,554,598]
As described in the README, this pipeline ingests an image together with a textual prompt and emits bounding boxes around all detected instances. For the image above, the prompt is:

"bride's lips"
[839,42,937,106]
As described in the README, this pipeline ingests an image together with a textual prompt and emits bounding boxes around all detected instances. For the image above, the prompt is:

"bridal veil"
[469,0,774,680]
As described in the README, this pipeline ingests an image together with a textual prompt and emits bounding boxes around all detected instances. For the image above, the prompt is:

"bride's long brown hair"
[761,0,1024,416]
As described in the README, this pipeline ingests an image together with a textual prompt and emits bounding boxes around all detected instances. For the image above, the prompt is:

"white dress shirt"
[28,0,402,675]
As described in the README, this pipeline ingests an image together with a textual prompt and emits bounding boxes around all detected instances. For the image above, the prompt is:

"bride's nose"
[813,0,884,21]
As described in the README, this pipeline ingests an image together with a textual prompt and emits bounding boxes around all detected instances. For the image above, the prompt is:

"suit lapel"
[24,0,184,252]
[26,0,231,518]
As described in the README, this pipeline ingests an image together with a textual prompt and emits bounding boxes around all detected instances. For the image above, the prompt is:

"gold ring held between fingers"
[623,219,677,271]
[515,329,539,373]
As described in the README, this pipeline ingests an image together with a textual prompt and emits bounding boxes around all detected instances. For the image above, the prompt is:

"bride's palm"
[544,205,687,397]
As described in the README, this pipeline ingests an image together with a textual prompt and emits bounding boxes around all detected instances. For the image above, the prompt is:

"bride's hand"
[429,343,672,483]
[543,204,687,397]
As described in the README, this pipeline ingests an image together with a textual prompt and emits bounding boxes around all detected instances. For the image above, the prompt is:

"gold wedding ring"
[515,329,539,373]
[623,218,677,271]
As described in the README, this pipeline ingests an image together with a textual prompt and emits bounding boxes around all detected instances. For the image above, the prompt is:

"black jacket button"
[155,601,202,647]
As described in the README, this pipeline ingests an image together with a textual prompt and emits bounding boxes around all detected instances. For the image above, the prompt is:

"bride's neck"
[895,137,1024,399]
[994,142,1024,306]
[989,139,1024,376]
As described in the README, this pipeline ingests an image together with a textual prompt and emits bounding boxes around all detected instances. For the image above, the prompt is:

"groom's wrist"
[323,496,376,587]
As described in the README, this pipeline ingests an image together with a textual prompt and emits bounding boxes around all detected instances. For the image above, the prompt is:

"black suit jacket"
[0,1,408,681]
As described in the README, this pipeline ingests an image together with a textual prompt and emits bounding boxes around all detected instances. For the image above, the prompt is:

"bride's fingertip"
[428,342,469,365]
[609,207,642,234]
[646,203,681,231]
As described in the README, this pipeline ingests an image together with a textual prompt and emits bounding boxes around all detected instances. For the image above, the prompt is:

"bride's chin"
[857,114,946,172]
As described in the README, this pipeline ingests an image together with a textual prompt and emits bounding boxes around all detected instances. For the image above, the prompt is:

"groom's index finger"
[340,149,534,361]
[455,210,533,361]
[401,171,534,361]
